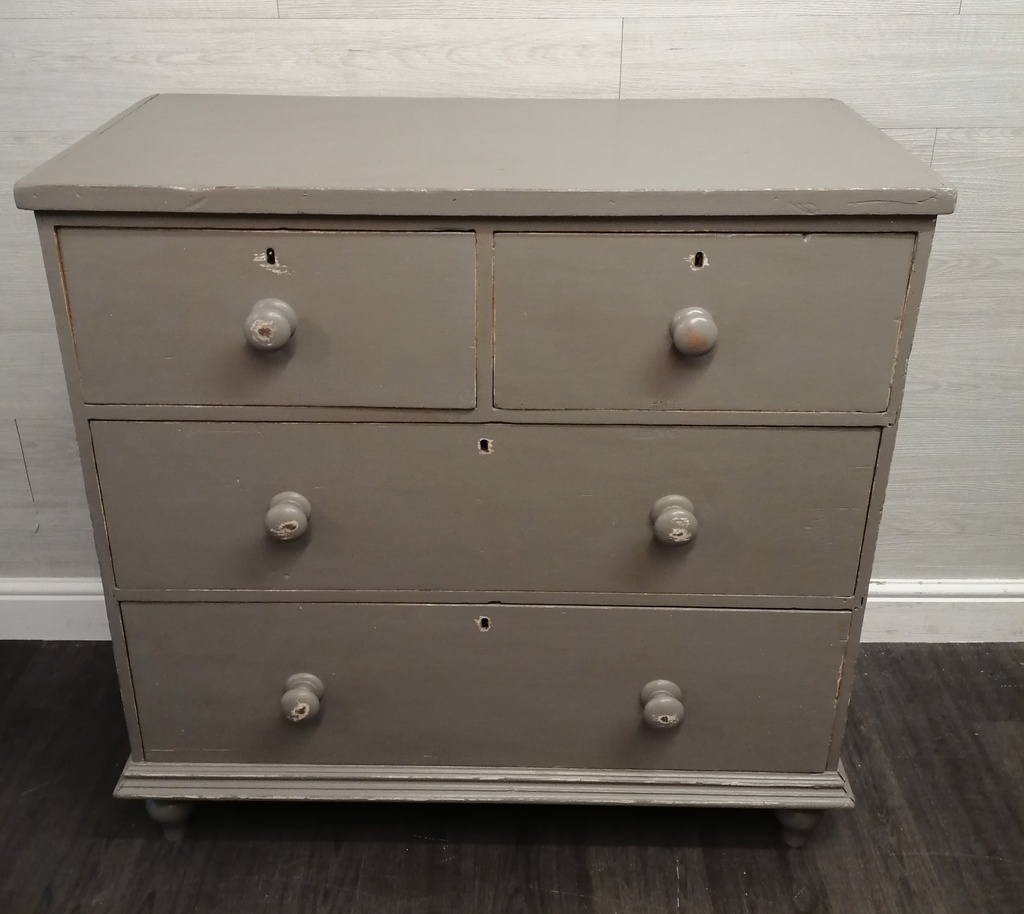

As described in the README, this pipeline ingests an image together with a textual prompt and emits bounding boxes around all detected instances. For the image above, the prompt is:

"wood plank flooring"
[0,642,1020,913]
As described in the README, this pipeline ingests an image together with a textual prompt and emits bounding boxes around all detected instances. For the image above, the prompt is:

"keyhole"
[478,438,493,454]
[477,616,491,631]
[266,247,276,265]
[692,250,706,269]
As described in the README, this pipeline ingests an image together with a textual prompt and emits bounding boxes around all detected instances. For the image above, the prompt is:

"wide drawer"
[494,232,914,412]
[123,602,850,771]
[58,228,477,407]
[93,422,878,598]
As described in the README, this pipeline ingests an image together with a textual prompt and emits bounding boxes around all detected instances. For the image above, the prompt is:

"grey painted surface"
[15,96,954,217]
[123,602,850,773]
[16,96,953,816]
[4,159,1017,582]
[116,759,855,807]
[59,228,477,408]
[494,232,914,412]
[92,422,878,599]
[33,219,146,758]
[0,4,1020,583]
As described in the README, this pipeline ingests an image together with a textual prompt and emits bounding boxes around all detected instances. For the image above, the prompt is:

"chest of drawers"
[15,95,955,846]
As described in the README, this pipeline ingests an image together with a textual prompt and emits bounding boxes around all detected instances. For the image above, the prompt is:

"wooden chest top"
[15,95,955,218]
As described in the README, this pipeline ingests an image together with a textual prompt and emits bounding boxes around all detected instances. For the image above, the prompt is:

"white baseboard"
[0,578,108,640]
[0,578,1021,642]
[860,579,1024,643]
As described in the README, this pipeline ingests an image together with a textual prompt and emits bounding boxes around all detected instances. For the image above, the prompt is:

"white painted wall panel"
[620,16,1024,128]
[903,232,1024,421]
[0,19,622,132]
[932,129,1024,232]
[876,420,1024,578]
[0,508,98,576]
[0,1,278,16]
[16,419,89,506]
[0,421,33,507]
[0,333,72,422]
[280,1,962,17]
[959,0,1024,12]
[883,128,936,165]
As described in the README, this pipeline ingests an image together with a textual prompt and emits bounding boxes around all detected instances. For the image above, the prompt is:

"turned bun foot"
[145,799,195,840]
[775,809,824,848]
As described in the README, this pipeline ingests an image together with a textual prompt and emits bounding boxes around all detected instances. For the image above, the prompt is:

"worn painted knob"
[281,673,324,722]
[650,495,698,545]
[641,680,684,729]
[671,307,718,356]
[264,491,311,541]
[245,298,297,350]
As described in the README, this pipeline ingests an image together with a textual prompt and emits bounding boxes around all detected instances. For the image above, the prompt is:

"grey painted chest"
[15,95,956,846]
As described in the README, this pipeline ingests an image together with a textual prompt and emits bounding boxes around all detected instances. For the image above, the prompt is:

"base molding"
[861,579,1024,642]
[115,759,855,808]
[0,577,107,640]
[2,578,1022,642]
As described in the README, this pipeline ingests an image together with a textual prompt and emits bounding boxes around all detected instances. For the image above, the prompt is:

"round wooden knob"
[641,680,684,729]
[245,298,297,350]
[650,495,698,545]
[281,673,324,722]
[671,307,718,356]
[264,491,311,541]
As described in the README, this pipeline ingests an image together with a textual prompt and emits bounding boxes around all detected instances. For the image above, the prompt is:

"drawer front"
[124,602,850,772]
[494,232,914,412]
[58,228,476,408]
[94,422,878,598]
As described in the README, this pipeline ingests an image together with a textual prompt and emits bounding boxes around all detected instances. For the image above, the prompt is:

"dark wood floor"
[0,642,1021,913]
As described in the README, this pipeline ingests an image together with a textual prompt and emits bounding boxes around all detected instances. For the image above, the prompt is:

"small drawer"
[93,422,878,599]
[124,602,850,772]
[493,232,914,412]
[58,228,476,408]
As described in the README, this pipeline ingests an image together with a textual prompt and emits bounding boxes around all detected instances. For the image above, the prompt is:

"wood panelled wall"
[1,2,1021,578]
